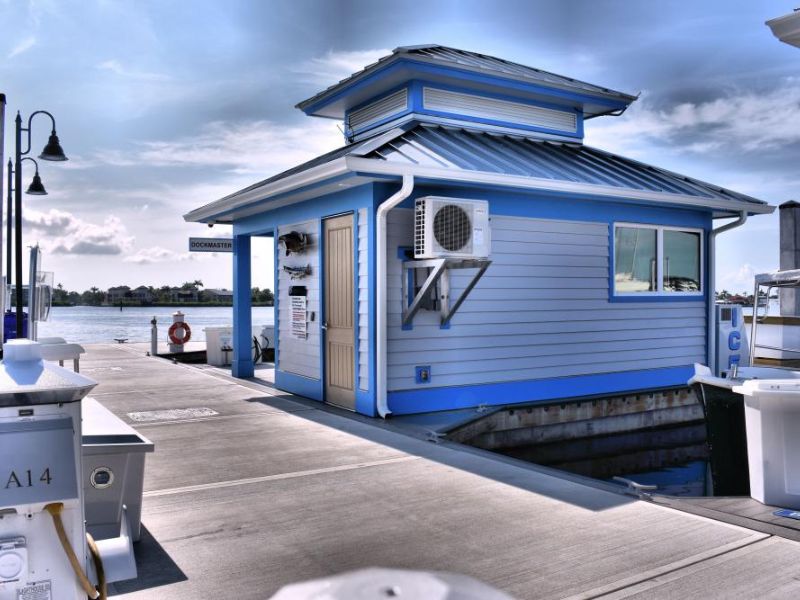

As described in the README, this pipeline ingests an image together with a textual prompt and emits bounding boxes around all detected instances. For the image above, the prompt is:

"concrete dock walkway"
[79,344,800,599]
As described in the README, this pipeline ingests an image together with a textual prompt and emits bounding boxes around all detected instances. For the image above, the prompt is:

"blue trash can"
[4,311,28,342]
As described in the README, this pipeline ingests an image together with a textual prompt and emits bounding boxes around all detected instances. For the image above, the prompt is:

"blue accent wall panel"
[387,366,695,415]
[276,370,323,402]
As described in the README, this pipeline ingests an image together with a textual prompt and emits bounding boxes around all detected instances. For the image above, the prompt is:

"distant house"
[131,286,154,304]
[168,287,199,303]
[106,286,131,304]
[203,288,233,303]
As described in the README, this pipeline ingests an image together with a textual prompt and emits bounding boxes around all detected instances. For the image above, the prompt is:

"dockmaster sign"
[189,237,233,252]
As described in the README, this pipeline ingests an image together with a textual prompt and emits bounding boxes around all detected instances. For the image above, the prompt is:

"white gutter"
[376,174,414,418]
[708,211,748,371]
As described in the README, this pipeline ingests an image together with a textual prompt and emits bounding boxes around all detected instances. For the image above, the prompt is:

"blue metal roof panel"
[186,122,769,223]
[362,124,768,207]
[296,45,637,115]
[400,46,634,100]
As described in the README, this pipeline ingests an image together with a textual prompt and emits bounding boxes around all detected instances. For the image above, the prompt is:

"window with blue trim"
[613,224,702,296]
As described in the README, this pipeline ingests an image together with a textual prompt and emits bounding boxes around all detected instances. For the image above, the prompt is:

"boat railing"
[750,269,800,364]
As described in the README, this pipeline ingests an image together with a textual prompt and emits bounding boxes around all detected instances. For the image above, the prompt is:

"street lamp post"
[13,110,67,335]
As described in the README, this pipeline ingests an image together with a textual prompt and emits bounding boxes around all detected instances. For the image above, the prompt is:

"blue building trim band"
[276,370,323,402]
[386,365,695,415]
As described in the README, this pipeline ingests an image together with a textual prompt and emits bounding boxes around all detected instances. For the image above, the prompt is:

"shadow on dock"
[109,525,188,595]
[242,392,634,513]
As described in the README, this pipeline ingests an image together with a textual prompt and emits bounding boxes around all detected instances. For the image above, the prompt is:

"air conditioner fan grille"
[433,204,471,252]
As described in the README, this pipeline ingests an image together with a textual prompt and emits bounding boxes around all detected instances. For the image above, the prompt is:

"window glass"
[614,227,657,293]
[663,230,701,292]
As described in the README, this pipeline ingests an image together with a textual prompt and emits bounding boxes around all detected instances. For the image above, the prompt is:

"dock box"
[205,325,275,366]
[82,397,154,542]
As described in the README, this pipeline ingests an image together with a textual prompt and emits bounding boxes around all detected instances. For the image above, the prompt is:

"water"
[35,306,275,344]
[497,421,749,497]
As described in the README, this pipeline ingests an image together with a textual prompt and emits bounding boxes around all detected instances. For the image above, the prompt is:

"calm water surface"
[37,306,274,344]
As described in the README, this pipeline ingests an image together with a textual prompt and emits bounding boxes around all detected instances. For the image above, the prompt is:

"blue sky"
[0,0,797,292]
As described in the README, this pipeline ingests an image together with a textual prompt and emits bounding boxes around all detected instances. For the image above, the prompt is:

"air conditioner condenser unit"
[414,197,491,259]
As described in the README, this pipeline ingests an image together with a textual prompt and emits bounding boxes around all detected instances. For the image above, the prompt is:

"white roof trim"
[184,157,350,223]
[345,157,774,215]
[185,151,773,224]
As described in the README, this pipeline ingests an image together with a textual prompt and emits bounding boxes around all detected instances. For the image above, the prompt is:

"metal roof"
[296,44,637,115]
[185,123,771,223]
[359,124,767,207]
[398,45,635,101]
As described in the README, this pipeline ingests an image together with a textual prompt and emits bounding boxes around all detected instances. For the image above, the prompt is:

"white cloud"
[123,246,194,264]
[92,119,344,176]
[585,79,800,156]
[96,59,170,82]
[8,36,36,58]
[292,48,390,85]
[23,208,134,255]
[718,263,759,294]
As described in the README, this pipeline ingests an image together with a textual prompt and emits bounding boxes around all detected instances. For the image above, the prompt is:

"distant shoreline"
[49,302,274,308]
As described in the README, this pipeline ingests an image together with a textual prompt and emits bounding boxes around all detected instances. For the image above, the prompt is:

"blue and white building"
[185,45,773,417]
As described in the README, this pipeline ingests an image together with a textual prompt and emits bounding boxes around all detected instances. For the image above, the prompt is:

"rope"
[44,503,101,599]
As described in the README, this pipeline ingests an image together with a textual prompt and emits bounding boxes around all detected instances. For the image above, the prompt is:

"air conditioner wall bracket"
[401,258,491,328]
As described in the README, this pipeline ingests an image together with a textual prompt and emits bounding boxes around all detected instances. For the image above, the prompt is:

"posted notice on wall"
[290,295,307,340]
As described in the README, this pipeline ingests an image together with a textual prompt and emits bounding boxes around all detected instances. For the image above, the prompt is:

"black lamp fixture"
[39,131,68,162]
[22,157,47,196]
[11,109,68,335]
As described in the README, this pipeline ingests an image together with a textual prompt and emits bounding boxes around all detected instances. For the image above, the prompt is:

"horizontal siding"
[278,220,320,380]
[358,208,369,391]
[386,209,706,393]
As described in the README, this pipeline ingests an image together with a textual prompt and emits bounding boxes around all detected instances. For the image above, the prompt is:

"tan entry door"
[323,213,356,410]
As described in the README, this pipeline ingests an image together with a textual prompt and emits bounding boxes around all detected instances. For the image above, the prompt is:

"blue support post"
[232,234,254,378]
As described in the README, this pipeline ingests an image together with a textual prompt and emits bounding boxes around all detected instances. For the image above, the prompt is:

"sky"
[0,0,797,293]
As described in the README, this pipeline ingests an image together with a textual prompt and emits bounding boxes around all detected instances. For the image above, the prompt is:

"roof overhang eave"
[297,55,637,117]
[183,157,353,224]
[344,157,775,217]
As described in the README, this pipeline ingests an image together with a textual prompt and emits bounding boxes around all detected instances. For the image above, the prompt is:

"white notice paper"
[17,581,52,600]
[290,296,307,340]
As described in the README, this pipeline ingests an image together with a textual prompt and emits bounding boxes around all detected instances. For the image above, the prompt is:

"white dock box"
[205,325,275,366]
[733,379,800,508]
[82,397,154,542]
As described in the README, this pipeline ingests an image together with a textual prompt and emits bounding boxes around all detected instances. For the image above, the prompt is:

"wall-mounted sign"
[189,237,233,252]
[290,295,307,340]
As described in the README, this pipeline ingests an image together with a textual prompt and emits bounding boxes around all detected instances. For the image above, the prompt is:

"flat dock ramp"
[79,344,800,599]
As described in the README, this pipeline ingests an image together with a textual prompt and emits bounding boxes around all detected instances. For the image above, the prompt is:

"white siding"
[423,87,577,133]
[278,221,320,380]
[386,210,706,391]
[358,208,369,391]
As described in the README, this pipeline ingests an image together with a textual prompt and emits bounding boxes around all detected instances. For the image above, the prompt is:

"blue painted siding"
[387,365,695,415]
[385,187,708,401]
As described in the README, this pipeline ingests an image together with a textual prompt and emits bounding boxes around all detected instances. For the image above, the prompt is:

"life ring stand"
[168,321,192,345]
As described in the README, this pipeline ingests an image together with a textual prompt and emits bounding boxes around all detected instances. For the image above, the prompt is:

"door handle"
[321,322,328,330]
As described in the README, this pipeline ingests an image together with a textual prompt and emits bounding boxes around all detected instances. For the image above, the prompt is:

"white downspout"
[708,211,748,371]
[376,174,414,418]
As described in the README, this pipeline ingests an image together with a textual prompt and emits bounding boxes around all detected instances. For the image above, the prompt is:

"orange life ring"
[168,321,192,345]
